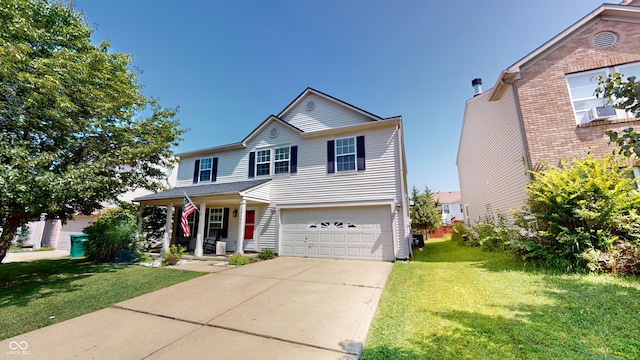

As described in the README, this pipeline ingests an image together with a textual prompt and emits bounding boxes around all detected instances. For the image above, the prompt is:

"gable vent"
[305,100,316,111]
[593,31,618,48]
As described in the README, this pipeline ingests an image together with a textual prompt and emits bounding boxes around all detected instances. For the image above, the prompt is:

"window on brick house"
[566,61,640,125]
[622,167,640,190]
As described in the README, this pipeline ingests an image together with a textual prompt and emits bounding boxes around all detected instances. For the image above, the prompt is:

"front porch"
[133,179,273,257]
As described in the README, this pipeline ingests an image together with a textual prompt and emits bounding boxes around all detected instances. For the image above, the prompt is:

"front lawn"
[362,238,640,359]
[0,258,205,340]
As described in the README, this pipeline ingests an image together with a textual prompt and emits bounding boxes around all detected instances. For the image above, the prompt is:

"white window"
[443,204,450,214]
[199,157,213,181]
[566,68,610,125]
[185,212,196,236]
[255,146,291,176]
[566,61,640,125]
[336,137,356,172]
[274,147,290,174]
[256,150,271,176]
[623,167,640,190]
[207,208,223,237]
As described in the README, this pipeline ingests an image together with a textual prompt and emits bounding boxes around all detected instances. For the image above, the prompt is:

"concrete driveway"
[1,257,392,359]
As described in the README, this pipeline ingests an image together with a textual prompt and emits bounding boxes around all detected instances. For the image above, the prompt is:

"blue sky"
[75,0,606,192]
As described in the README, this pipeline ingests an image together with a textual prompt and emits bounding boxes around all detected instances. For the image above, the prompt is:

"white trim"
[278,88,385,121]
[276,199,395,210]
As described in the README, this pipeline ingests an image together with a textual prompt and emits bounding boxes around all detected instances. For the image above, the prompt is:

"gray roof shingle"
[134,179,271,201]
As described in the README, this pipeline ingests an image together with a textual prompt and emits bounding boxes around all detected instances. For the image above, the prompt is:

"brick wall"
[516,19,640,167]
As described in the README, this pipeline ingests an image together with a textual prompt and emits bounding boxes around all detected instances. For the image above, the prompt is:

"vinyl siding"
[168,94,407,259]
[270,126,400,204]
[256,205,277,251]
[457,88,530,224]
[282,94,373,132]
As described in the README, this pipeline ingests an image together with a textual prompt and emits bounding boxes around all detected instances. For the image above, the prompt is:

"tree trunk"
[0,215,22,264]
[0,241,9,264]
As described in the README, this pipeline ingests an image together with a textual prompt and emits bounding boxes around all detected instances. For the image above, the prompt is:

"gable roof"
[489,3,640,101]
[278,87,385,122]
[133,179,271,201]
[241,115,304,143]
[432,191,462,204]
[176,88,391,158]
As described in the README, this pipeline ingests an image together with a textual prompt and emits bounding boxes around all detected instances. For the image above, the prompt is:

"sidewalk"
[4,250,70,263]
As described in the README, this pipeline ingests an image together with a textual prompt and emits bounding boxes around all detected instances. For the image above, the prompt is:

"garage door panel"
[319,246,333,256]
[281,206,394,261]
[319,233,332,243]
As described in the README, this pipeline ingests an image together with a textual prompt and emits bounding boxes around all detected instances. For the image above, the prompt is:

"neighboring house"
[432,191,464,225]
[457,0,640,224]
[135,88,411,261]
[23,168,177,252]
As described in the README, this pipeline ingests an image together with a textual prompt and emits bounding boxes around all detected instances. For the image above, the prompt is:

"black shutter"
[327,140,335,174]
[357,136,366,171]
[193,159,200,184]
[192,209,200,238]
[248,152,255,178]
[204,208,210,238]
[212,158,218,182]
[290,146,298,174]
[222,208,230,238]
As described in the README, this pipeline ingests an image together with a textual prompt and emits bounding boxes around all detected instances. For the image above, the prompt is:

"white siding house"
[135,88,411,261]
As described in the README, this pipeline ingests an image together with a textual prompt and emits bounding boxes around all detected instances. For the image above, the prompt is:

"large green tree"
[0,0,184,262]
[596,73,640,157]
[410,186,442,237]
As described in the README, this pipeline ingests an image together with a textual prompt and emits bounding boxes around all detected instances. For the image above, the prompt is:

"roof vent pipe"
[472,78,483,97]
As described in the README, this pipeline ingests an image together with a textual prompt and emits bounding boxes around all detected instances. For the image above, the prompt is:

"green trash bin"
[69,233,89,258]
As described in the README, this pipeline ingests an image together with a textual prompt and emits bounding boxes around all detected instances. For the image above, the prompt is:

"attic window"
[593,32,618,48]
[305,100,316,111]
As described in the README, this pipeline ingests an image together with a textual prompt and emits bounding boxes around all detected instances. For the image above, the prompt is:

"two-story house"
[135,88,411,261]
[457,0,640,224]
[432,191,464,225]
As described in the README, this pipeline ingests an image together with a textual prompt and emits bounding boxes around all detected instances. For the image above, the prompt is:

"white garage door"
[280,206,395,261]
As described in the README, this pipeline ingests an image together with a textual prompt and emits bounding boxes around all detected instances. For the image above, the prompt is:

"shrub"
[257,248,277,260]
[162,244,186,266]
[137,253,153,263]
[516,155,640,272]
[84,207,138,263]
[228,254,250,265]
[452,222,471,246]
[112,249,138,264]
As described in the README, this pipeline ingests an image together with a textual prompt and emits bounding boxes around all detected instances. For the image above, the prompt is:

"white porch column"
[161,203,174,255]
[194,201,207,257]
[236,198,247,255]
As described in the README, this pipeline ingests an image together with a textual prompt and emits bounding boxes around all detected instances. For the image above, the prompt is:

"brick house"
[457,0,640,224]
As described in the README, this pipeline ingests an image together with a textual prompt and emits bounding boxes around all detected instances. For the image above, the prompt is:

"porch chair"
[203,230,223,254]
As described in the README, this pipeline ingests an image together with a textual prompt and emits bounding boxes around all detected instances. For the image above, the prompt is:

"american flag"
[180,193,198,237]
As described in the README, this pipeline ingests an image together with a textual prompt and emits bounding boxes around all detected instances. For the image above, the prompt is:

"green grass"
[0,258,205,340]
[8,246,55,253]
[362,238,640,360]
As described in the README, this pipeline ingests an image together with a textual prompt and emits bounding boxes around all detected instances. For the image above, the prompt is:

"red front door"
[244,210,255,240]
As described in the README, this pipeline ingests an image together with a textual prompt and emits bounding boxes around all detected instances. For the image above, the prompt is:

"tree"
[410,186,442,237]
[596,73,640,157]
[0,0,184,263]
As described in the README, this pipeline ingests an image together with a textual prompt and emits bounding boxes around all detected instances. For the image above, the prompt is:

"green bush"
[228,254,250,265]
[112,249,138,263]
[452,222,471,245]
[83,207,138,263]
[257,248,277,260]
[162,244,186,266]
[516,155,640,272]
